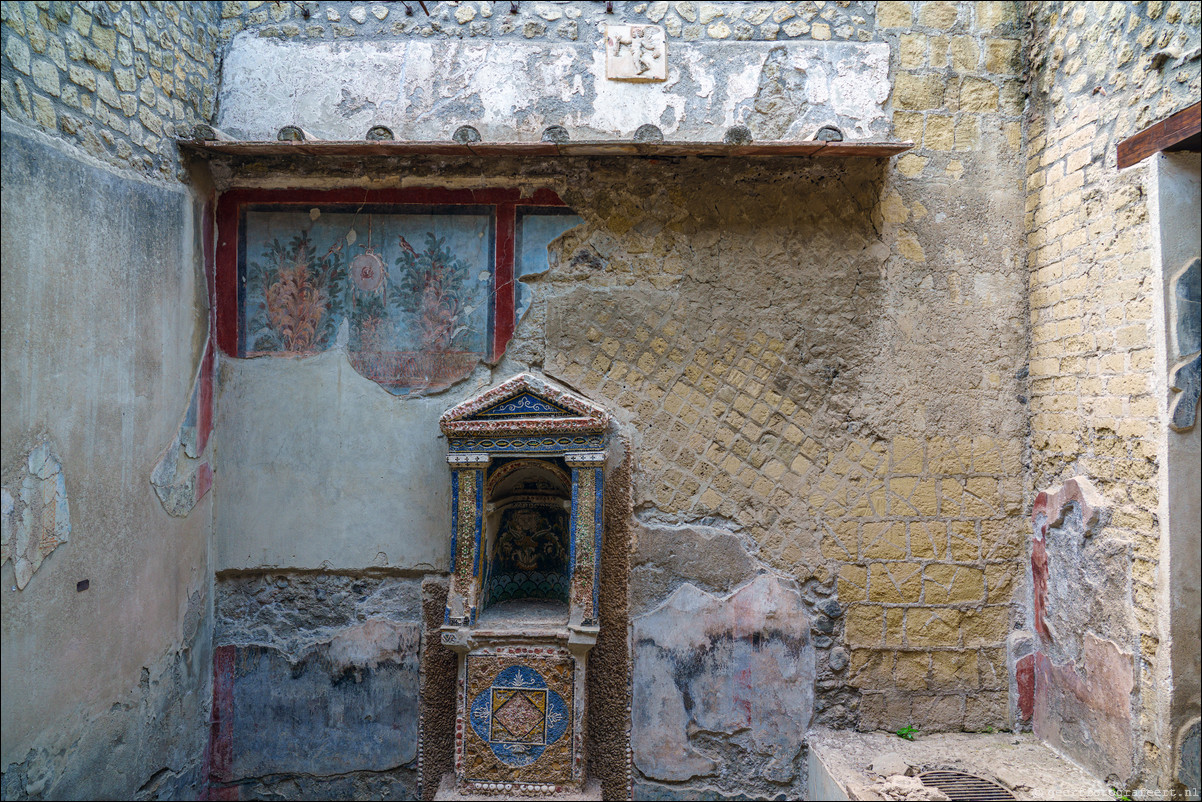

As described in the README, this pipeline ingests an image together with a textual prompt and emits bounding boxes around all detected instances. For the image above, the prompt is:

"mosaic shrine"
[464,652,576,784]
[482,458,573,611]
[440,374,609,794]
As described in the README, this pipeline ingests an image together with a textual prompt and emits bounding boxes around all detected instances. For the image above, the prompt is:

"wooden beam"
[1116,101,1201,169]
[178,139,912,160]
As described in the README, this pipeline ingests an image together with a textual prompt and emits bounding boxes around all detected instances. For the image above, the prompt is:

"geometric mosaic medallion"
[470,665,570,767]
[461,650,578,786]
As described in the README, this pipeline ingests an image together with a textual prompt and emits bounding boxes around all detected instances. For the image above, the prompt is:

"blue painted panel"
[229,636,420,779]
[515,212,583,320]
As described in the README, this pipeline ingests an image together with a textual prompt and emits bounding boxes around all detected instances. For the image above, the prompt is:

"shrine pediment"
[440,373,609,437]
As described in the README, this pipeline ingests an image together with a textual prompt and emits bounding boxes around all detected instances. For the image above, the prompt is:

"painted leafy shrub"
[245,231,347,353]
[393,232,476,351]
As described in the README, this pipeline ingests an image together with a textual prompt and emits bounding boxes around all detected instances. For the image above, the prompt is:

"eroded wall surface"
[1022,0,1201,789]
[207,156,1024,802]
[209,574,425,799]
[1,1,221,797]
[18,1,1197,800]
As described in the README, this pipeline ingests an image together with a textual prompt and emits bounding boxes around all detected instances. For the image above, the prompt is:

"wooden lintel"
[177,139,912,160]
[1116,101,1201,169]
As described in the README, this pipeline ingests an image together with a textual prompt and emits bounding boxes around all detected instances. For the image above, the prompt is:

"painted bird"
[398,234,418,258]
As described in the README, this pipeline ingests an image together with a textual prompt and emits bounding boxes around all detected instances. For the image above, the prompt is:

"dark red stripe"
[494,202,516,358]
[215,194,240,357]
[207,645,236,787]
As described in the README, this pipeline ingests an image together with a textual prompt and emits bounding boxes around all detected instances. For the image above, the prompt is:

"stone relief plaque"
[605,25,667,82]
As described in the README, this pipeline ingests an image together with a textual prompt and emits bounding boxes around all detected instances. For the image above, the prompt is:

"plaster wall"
[1151,151,1201,794]
[216,36,891,143]
[18,1,1189,800]
[205,3,1031,798]
[0,120,213,799]
[0,3,224,795]
[209,573,426,798]
[214,352,451,572]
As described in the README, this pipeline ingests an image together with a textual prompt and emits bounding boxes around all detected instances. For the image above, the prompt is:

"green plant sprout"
[896,725,919,741]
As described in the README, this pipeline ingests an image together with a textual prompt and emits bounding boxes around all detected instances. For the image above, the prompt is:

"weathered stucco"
[217,36,891,143]
[214,352,453,572]
[633,574,815,799]
[210,574,426,797]
[1024,0,1201,788]
[0,120,213,799]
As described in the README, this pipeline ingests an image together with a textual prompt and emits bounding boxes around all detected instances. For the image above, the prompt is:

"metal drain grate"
[918,770,1016,801]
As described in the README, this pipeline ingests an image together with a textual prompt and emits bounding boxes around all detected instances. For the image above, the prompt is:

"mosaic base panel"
[462,652,575,784]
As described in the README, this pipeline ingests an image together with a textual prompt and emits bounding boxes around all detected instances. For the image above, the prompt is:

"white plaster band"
[563,452,606,467]
[447,453,491,466]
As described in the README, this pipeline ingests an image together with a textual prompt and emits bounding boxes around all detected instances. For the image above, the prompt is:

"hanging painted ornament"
[351,252,386,292]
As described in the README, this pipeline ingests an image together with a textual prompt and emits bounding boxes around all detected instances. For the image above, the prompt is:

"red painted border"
[214,187,567,360]
[203,645,237,799]
[494,203,517,356]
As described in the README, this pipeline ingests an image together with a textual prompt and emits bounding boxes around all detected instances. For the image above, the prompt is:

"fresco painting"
[239,206,494,394]
[515,211,584,322]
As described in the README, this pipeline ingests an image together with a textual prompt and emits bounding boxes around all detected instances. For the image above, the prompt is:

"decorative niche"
[437,373,610,797]
[480,457,574,622]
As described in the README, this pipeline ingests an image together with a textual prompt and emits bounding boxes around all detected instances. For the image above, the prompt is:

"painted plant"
[240,208,494,394]
[244,231,347,354]
[392,232,477,351]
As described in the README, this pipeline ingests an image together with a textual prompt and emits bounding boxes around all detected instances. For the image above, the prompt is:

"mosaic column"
[446,453,490,627]
[564,452,605,630]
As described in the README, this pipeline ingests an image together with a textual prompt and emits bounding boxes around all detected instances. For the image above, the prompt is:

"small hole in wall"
[77,580,90,592]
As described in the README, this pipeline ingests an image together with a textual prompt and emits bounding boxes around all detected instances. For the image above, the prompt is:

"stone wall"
[6,1,1194,800]
[1,2,218,798]
[1022,0,1201,788]
[0,1,221,177]
[209,1,1030,748]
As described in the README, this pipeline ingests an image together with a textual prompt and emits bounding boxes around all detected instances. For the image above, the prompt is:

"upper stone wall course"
[1,0,221,178]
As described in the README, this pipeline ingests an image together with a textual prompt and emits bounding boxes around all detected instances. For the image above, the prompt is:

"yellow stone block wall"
[1024,0,1201,780]
[196,4,1029,734]
[523,0,1032,734]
